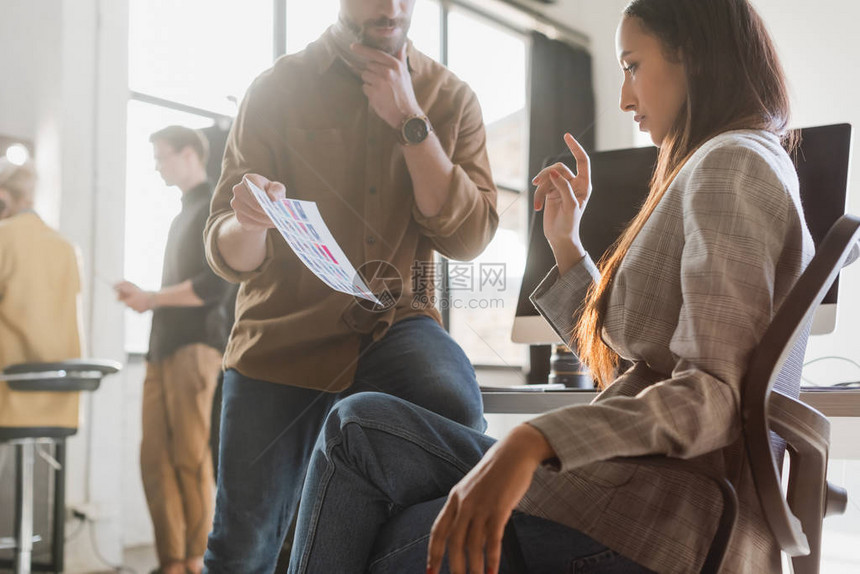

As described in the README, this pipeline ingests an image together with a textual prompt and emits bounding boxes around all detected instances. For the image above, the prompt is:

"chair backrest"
[741,214,860,558]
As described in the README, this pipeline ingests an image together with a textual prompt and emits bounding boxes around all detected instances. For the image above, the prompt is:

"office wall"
[0,0,64,226]
[0,0,129,571]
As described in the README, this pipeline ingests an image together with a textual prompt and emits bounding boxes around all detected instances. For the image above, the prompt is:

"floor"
[85,543,294,574]
[83,544,156,574]
[123,545,158,574]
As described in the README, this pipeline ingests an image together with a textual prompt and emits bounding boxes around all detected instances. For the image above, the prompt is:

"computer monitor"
[512,123,853,344]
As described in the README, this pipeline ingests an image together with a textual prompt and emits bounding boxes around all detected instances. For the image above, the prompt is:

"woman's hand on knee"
[426,424,555,574]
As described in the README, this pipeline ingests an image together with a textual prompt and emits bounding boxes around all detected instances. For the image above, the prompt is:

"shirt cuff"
[205,212,274,284]
[411,166,483,237]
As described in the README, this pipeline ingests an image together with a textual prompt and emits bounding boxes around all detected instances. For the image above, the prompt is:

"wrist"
[508,423,556,465]
[229,213,269,236]
[550,239,586,275]
[400,103,424,123]
[397,112,433,146]
[147,291,158,310]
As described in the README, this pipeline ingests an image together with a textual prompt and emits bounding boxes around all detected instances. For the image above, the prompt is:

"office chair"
[609,213,860,573]
[0,359,121,574]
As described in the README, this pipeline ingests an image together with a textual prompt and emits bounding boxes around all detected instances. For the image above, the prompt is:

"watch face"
[404,117,430,144]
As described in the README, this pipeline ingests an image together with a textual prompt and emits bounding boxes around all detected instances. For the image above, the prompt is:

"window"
[444,7,529,367]
[408,0,442,61]
[129,0,272,116]
[126,0,271,352]
[285,2,339,55]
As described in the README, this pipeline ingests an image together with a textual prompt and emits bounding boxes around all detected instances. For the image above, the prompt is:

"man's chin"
[360,33,406,55]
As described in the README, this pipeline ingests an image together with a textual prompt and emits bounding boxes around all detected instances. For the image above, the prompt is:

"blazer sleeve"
[526,143,794,473]
[528,255,601,344]
[411,86,499,261]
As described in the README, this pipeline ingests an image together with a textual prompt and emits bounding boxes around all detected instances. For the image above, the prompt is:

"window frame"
[437,2,531,369]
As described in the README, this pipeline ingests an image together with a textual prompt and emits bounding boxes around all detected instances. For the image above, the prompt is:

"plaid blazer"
[518,130,814,573]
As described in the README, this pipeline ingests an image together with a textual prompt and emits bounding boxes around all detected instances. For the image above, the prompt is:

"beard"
[343,13,410,55]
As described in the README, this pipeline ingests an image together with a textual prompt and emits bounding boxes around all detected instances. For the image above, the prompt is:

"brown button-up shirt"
[204,30,498,391]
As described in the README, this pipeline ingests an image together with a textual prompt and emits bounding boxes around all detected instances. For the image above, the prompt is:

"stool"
[1,360,121,574]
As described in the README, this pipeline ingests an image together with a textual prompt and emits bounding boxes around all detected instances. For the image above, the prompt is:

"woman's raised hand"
[532,133,592,273]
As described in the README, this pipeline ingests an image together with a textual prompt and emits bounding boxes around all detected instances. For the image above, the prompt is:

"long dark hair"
[576,0,793,387]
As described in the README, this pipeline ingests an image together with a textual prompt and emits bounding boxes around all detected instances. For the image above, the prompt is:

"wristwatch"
[398,114,433,146]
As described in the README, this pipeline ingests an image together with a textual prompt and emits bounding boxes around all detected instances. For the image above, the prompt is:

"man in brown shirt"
[202,1,498,571]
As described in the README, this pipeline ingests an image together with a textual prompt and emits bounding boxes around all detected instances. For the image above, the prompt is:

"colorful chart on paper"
[244,176,380,305]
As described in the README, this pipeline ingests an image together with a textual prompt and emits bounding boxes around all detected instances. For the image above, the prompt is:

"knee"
[139,435,161,470]
[417,380,485,431]
[328,392,404,429]
[443,394,486,432]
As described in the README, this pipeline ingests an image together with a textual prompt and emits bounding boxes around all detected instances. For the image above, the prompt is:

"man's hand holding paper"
[242,175,381,305]
[231,173,286,232]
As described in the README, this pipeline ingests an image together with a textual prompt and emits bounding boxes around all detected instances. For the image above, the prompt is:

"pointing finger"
[564,133,591,181]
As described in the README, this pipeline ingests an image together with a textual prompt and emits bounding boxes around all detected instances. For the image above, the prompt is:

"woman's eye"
[624,63,638,75]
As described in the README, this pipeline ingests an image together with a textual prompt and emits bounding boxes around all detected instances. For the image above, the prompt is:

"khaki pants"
[141,344,222,565]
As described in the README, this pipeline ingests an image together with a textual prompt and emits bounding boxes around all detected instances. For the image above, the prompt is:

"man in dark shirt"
[115,125,229,574]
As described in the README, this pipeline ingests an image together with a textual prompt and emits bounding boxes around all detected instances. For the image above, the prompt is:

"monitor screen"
[512,123,852,344]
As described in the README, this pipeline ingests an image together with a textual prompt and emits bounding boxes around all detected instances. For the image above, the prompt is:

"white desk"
[481,389,860,459]
[481,389,860,415]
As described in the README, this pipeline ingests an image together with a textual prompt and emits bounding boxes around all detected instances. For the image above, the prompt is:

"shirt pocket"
[283,127,350,201]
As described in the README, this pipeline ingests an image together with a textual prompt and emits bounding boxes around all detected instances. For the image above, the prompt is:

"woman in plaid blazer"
[285,1,813,573]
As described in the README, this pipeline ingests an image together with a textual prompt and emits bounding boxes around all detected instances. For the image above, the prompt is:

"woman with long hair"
[286,1,813,572]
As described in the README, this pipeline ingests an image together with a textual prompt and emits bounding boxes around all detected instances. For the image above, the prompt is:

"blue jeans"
[288,393,653,574]
[204,316,484,574]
